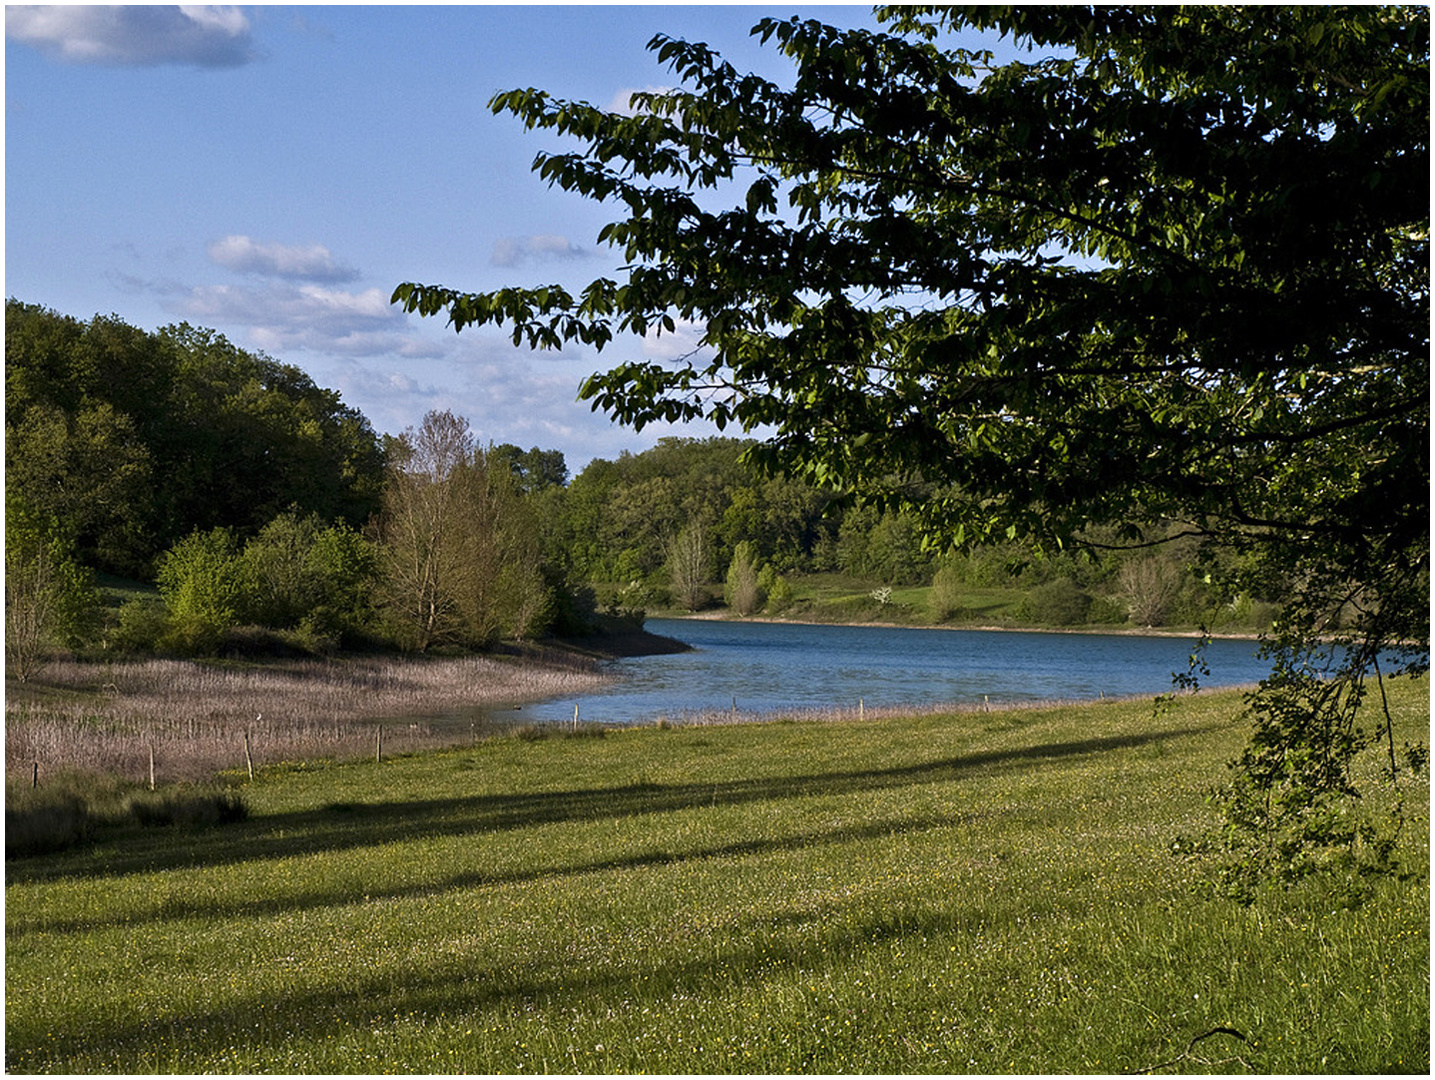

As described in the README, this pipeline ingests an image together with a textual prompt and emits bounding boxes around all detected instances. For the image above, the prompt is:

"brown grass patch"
[7,653,610,785]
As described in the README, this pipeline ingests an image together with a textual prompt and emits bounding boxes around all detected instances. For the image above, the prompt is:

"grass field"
[5,677,1428,1073]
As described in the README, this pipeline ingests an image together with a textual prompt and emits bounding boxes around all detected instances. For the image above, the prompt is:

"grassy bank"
[641,571,1270,635]
[6,678,1427,1073]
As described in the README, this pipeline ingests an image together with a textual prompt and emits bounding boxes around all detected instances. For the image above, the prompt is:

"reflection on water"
[476,618,1273,728]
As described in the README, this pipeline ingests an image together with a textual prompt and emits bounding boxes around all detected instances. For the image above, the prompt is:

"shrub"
[547,575,598,636]
[5,496,101,680]
[6,777,249,858]
[242,514,378,638]
[1086,595,1130,625]
[928,562,965,622]
[725,542,766,616]
[1023,578,1093,626]
[109,598,173,655]
[563,723,607,739]
[761,567,794,613]
[155,528,246,651]
[1118,554,1183,627]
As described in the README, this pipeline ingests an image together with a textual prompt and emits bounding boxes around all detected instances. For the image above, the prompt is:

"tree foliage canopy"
[394,5,1426,589]
[5,301,387,576]
[395,5,1428,887]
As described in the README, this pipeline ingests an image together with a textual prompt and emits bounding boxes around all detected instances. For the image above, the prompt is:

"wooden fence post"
[244,730,254,781]
[375,725,383,763]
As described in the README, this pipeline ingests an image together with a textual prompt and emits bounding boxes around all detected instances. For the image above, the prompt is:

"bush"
[244,514,378,638]
[214,625,324,659]
[928,563,965,622]
[1086,595,1130,625]
[547,575,598,636]
[762,568,794,613]
[155,528,245,651]
[108,598,173,654]
[725,542,766,616]
[5,496,101,680]
[1118,554,1182,627]
[1023,578,1093,626]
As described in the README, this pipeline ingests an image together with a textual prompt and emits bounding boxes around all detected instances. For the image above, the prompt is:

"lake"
[489,618,1275,727]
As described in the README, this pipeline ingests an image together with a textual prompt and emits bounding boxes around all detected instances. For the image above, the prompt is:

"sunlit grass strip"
[647,690,1170,728]
[6,654,610,785]
[5,678,1427,1073]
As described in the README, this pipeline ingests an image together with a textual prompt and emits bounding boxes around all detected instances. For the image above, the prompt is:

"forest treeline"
[6,302,1286,674]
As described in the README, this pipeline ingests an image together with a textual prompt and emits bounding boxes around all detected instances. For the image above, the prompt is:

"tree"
[5,303,388,575]
[490,443,569,495]
[240,513,378,640]
[928,560,966,623]
[447,451,551,645]
[5,400,154,575]
[724,541,766,616]
[5,496,99,681]
[665,521,710,612]
[154,527,246,653]
[1119,553,1184,628]
[376,410,550,650]
[394,8,1428,884]
[376,410,477,651]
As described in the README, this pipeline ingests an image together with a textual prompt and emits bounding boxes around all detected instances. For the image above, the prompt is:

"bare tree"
[1119,553,1183,628]
[377,411,548,650]
[378,411,476,650]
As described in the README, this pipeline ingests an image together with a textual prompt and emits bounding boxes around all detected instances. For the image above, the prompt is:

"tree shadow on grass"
[4,858,1134,1075]
[8,724,1210,895]
[9,806,987,938]
[5,725,1229,1072]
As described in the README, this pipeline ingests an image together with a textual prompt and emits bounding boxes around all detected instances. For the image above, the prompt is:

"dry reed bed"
[7,654,610,785]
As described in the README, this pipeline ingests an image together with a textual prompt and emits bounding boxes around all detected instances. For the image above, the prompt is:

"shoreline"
[655,610,1266,642]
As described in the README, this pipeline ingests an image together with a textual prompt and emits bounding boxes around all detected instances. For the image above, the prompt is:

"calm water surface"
[489,618,1272,727]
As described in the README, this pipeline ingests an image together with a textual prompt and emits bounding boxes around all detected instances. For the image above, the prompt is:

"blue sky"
[6,4,955,469]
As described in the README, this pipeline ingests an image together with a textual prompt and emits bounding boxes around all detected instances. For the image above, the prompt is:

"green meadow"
[6,679,1428,1074]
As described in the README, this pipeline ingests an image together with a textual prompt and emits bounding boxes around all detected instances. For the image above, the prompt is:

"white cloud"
[491,234,586,268]
[641,318,712,365]
[207,235,359,282]
[608,85,675,116]
[172,282,415,356]
[154,273,727,466]
[6,5,256,67]
[310,334,592,448]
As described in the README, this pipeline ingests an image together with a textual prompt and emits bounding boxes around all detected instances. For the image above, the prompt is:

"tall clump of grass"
[4,785,91,858]
[5,774,248,858]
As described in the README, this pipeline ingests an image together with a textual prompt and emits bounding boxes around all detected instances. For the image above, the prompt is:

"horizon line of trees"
[6,303,1293,677]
